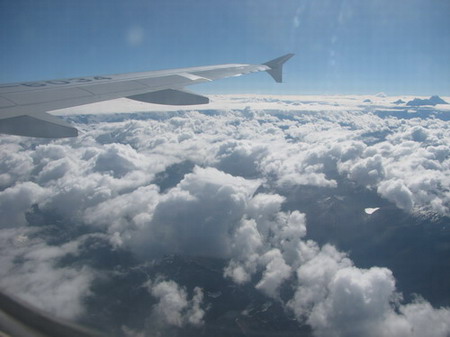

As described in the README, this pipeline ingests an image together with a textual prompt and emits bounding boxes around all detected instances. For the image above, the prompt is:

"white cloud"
[342,154,385,186]
[255,248,291,298]
[307,266,397,337]
[0,143,34,188]
[93,143,138,178]
[224,199,304,293]
[399,299,450,337]
[2,94,450,334]
[277,211,308,267]
[215,140,268,178]
[147,279,205,327]
[224,218,263,284]
[365,207,380,215]
[300,266,450,337]
[289,244,353,318]
[0,228,94,319]
[83,184,160,233]
[129,166,261,259]
[49,94,450,217]
[186,287,206,326]
[0,182,46,227]
[377,179,414,211]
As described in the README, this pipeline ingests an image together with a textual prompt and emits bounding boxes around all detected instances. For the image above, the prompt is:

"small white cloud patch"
[365,207,380,215]
[147,279,205,327]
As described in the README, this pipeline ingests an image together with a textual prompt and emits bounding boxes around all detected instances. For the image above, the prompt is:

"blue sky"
[0,0,449,95]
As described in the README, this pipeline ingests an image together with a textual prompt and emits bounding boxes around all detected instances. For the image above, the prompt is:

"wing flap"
[0,112,78,138]
[127,89,209,105]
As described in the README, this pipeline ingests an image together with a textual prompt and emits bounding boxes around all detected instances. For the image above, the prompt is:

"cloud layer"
[1,94,450,335]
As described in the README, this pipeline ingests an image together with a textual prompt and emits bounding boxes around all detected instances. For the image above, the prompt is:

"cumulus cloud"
[215,140,268,178]
[0,182,46,227]
[1,94,450,335]
[293,264,450,337]
[377,179,414,211]
[83,184,160,234]
[255,248,291,298]
[147,278,205,327]
[224,218,263,284]
[399,299,450,337]
[0,227,94,319]
[53,94,450,215]
[289,244,353,318]
[305,266,397,337]
[340,119,450,215]
[0,143,34,188]
[129,166,261,259]
[224,197,304,294]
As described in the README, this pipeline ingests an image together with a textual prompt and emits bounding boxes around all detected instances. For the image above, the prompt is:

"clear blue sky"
[1,0,449,95]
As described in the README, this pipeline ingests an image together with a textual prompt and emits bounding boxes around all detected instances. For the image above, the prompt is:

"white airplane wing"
[0,54,293,138]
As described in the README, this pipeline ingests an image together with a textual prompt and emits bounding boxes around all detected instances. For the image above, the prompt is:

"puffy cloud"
[147,279,205,327]
[0,182,46,227]
[93,144,138,178]
[377,179,414,211]
[341,154,385,186]
[83,184,160,233]
[215,140,268,178]
[54,94,450,216]
[285,244,450,337]
[306,266,397,337]
[0,143,34,188]
[246,193,286,237]
[224,218,263,284]
[224,198,304,293]
[298,265,450,337]
[0,227,94,319]
[186,287,206,326]
[130,167,261,259]
[289,244,353,318]
[331,118,450,215]
[400,299,450,337]
[1,94,450,335]
[255,249,291,298]
[276,211,307,266]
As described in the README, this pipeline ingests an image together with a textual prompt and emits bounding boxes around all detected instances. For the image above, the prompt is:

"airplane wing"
[0,289,104,337]
[0,54,294,138]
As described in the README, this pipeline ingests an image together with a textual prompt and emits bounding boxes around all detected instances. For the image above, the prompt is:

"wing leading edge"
[0,54,294,138]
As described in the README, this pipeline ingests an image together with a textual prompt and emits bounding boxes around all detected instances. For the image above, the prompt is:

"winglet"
[263,53,295,83]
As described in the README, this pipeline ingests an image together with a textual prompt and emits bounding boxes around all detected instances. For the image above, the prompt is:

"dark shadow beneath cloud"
[373,108,450,121]
[152,160,196,193]
[278,178,450,308]
[79,255,310,337]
